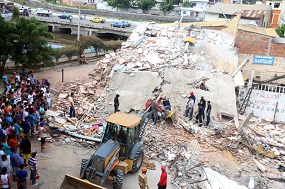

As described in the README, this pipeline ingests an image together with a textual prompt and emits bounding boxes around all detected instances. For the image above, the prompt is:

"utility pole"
[77,1,87,42]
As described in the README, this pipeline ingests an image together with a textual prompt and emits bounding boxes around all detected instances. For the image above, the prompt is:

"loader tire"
[131,149,144,173]
[80,159,88,179]
[113,169,124,189]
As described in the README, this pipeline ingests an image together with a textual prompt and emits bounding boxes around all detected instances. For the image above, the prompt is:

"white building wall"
[204,12,220,21]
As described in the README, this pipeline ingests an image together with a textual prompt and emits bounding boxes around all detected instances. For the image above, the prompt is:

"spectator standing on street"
[2,139,10,164]
[68,93,75,118]
[2,73,8,85]
[1,167,11,189]
[10,148,22,181]
[114,94,120,113]
[157,165,167,189]
[16,164,28,189]
[39,124,48,153]
[19,135,31,167]
[0,145,4,165]
[205,101,212,127]
[1,155,11,176]
[28,152,38,186]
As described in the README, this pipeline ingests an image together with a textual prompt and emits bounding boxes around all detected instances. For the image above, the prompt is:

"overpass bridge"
[35,17,133,38]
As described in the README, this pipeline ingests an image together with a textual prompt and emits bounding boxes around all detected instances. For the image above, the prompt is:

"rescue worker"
[138,167,149,189]
[189,91,196,103]
[162,96,171,111]
[149,99,158,125]
[114,94,120,113]
[158,165,167,189]
[145,98,152,110]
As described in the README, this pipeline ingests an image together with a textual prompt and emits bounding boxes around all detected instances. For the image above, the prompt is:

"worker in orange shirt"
[158,165,167,189]
[138,167,149,189]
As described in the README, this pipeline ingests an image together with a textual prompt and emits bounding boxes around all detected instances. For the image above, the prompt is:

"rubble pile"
[97,23,237,74]
[142,113,285,188]
[45,22,284,188]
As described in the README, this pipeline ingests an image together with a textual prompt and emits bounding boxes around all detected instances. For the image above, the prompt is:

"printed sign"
[253,55,274,65]
[245,89,285,122]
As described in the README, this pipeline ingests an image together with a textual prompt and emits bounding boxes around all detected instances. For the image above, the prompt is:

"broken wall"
[162,69,237,119]
[105,71,162,113]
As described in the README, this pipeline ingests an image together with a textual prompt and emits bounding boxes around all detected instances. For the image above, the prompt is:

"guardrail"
[35,17,132,34]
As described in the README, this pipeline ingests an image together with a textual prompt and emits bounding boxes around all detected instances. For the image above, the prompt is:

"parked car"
[90,17,105,23]
[110,21,126,28]
[58,14,72,19]
[121,21,131,27]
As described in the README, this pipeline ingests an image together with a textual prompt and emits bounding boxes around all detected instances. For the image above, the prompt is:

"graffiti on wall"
[246,89,285,122]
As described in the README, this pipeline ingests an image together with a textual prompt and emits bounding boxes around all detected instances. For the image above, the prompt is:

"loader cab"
[103,112,141,159]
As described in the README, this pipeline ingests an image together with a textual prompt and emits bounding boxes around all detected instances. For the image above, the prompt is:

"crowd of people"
[1,69,51,188]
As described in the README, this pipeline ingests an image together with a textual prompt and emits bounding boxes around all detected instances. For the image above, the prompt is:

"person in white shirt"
[185,98,194,121]
[46,90,51,108]
[40,86,47,96]
[22,108,29,122]
[27,91,34,105]
[15,72,21,82]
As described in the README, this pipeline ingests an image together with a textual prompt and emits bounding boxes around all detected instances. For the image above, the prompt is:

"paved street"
[17,4,137,32]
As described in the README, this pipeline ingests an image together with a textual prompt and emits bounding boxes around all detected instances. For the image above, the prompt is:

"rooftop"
[205,2,271,15]
[234,10,267,18]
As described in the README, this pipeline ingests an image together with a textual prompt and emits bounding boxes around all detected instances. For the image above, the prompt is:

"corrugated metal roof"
[233,10,266,18]
[205,2,271,15]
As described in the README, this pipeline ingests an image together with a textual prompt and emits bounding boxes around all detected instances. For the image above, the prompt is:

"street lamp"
[77,1,87,42]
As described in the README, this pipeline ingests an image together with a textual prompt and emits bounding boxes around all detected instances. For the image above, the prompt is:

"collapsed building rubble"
[45,21,285,188]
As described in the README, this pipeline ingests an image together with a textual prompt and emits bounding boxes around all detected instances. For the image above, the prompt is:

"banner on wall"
[246,89,285,122]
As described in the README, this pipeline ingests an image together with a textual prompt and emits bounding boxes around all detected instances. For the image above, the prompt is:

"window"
[191,3,196,6]
[183,11,187,14]
[90,0,94,3]
[274,3,280,8]
[196,12,199,17]
[219,14,232,19]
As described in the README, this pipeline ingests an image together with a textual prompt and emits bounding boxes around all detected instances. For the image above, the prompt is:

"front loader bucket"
[60,174,107,189]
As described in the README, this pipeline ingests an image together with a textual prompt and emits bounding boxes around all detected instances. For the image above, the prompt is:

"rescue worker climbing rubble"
[138,167,149,189]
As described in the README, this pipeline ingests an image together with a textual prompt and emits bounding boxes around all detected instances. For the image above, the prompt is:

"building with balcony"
[181,0,209,19]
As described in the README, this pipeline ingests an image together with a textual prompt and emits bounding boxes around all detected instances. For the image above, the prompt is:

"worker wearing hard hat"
[138,167,149,189]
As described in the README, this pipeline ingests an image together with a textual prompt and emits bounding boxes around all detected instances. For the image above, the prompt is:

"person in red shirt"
[158,165,167,189]
[8,134,19,150]
[145,99,152,110]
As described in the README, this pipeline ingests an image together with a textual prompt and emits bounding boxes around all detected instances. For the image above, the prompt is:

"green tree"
[182,1,191,7]
[103,40,123,53]
[12,7,20,20]
[276,24,285,38]
[137,0,156,13]
[0,16,13,75]
[106,0,131,10]
[160,0,174,14]
[77,36,105,56]
[59,45,79,61]
[10,17,55,69]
